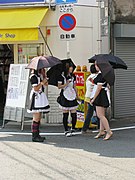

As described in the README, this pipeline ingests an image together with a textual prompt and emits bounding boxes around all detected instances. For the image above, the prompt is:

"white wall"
[77,0,98,6]
[43,5,100,67]
[42,4,101,123]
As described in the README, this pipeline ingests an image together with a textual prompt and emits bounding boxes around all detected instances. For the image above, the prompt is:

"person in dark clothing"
[91,62,113,140]
[57,63,79,137]
[27,69,50,142]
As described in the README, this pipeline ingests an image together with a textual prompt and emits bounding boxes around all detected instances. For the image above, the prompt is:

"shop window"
[0,44,14,118]
[18,44,44,64]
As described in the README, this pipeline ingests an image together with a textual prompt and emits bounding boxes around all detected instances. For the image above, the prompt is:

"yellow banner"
[77,86,85,100]
[0,28,38,42]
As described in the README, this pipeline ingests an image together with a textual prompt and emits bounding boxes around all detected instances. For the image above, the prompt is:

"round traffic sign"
[59,13,76,31]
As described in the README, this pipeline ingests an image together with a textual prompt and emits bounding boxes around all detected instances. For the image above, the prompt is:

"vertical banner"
[74,71,90,128]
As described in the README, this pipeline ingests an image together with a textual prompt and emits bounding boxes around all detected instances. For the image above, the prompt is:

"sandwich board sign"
[3,64,31,130]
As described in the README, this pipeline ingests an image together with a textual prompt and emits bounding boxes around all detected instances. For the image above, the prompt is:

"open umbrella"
[89,54,128,69]
[47,58,76,86]
[25,56,62,70]
[96,58,115,86]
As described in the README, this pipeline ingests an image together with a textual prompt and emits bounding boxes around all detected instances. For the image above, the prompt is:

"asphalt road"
[0,126,135,180]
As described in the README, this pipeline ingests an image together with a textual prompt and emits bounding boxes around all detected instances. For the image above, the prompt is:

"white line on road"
[0,126,135,136]
[0,132,64,136]
[92,126,135,133]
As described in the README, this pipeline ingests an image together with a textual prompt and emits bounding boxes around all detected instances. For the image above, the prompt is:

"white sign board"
[59,4,74,13]
[5,64,29,108]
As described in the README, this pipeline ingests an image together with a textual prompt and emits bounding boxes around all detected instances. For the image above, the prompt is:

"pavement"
[1,116,135,133]
[0,117,135,180]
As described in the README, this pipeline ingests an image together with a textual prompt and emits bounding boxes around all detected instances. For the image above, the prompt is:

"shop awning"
[0,8,48,42]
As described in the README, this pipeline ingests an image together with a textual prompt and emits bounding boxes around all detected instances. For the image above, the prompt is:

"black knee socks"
[63,113,69,131]
[32,121,40,137]
[71,113,77,129]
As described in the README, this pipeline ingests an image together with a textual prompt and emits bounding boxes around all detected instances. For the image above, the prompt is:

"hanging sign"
[59,4,74,13]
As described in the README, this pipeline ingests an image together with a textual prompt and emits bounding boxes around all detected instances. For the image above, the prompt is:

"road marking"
[0,132,64,136]
[0,126,135,136]
[0,132,82,136]
[92,126,135,133]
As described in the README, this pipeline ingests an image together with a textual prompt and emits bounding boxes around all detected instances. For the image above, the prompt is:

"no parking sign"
[59,13,76,40]
[59,13,76,31]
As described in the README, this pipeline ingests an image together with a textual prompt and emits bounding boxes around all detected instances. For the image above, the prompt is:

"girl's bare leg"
[95,106,112,140]
[33,112,41,122]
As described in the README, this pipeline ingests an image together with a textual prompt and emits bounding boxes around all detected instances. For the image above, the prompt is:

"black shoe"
[38,134,46,141]
[71,129,76,136]
[32,136,45,142]
[64,131,72,137]
[32,132,45,142]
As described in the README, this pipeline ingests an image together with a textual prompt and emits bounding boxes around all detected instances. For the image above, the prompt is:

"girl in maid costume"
[27,68,50,142]
[91,63,113,140]
[57,63,79,137]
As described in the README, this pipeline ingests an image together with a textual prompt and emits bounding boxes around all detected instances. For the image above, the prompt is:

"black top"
[93,73,109,108]
[30,74,40,86]
[30,74,44,92]
[94,73,107,88]
[57,73,76,85]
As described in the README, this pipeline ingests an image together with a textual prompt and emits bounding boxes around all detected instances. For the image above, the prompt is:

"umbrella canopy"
[89,54,128,69]
[61,58,76,72]
[96,58,115,86]
[47,58,76,86]
[25,56,62,70]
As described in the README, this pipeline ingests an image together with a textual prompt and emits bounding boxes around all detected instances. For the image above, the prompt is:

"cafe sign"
[0,29,38,42]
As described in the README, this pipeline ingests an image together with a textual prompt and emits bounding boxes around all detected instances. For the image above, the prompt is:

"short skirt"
[27,91,50,113]
[93,89,109,108]
[57,93,78,110]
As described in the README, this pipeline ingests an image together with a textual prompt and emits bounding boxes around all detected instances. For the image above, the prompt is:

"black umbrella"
[96,58,115,86]
[61,58,76,72]
[89,54,128,69]
[25,56,62,70]
[47,58,76,86]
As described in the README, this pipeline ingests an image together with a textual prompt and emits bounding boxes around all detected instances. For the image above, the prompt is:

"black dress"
[27,74,50,113]
[93,73,109,108]
[57,74,78,110]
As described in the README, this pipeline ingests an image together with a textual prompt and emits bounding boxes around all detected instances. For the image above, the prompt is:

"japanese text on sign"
[75,73,84,86]
[59,4,74,12]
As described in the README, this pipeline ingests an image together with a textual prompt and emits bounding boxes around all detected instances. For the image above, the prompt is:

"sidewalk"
[1,117,135,133]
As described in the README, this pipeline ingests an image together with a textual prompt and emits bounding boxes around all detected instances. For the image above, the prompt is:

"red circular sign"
[59,13,76,31]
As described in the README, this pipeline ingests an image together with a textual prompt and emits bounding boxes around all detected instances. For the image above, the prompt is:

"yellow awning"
[0,8,48,42]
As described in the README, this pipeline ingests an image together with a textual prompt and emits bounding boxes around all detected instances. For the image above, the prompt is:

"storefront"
[0,6,48,118]
[113,24,135,118]
[0,0,101,124]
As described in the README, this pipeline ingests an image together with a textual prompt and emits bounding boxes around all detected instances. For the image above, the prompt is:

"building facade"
[0,0,101,124]
[109,0,135,118]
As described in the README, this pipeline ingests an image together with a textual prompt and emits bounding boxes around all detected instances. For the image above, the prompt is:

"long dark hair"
[31,69,39,76]
[90,64,98,73]
[64,63,74,79]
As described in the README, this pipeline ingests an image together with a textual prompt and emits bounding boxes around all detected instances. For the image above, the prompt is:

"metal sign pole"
[66,41,70,58]
[38,27,53,56]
